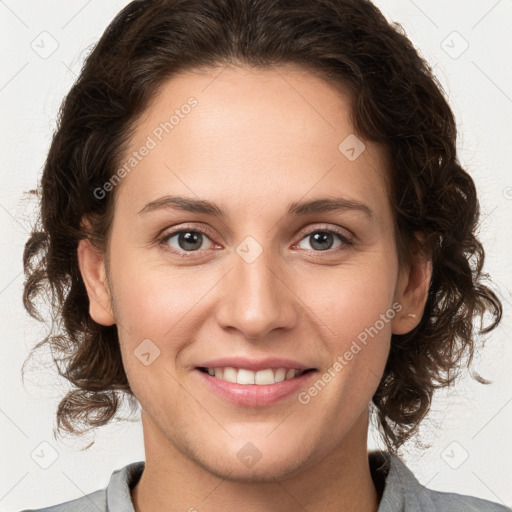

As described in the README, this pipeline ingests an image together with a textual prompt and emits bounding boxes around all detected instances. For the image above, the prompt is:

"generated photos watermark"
[93,96,198,200]
[297,301,403,404]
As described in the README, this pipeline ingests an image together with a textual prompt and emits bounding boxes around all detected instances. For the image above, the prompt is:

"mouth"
[197,366,316,385]
[195,365,318,407]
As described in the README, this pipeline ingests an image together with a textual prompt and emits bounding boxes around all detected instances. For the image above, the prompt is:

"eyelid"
[158,223,218,255]
[158,222,355,256]
[295,223,354,244]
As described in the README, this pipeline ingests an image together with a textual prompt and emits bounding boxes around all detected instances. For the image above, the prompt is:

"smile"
[195,366,318,407]
[198,366,312,385]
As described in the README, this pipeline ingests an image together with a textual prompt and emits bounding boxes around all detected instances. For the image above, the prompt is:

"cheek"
[110,260,223,401]
[112,269,192,408]
[109,255,207,338]
[111,241,399,349]
[297,257,397,391]
[296,252,398,334]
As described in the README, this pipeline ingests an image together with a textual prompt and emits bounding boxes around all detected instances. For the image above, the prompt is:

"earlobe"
[77,237,116,326]
[391,236,433,335]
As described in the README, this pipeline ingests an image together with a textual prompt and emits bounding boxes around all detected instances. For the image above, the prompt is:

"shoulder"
[371,450,510,512]
[426,488,510,512]
[19,461,145,512]
[19,489,106,512]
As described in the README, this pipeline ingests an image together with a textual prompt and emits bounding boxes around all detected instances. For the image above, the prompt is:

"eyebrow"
[137,195,373,219]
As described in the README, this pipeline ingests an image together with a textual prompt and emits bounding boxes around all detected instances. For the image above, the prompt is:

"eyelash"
[157,223,355,259]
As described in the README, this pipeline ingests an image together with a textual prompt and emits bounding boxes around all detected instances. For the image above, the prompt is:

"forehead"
[113,64,392,224]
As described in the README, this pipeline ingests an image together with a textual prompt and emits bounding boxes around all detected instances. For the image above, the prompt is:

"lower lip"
[195,369,317,407]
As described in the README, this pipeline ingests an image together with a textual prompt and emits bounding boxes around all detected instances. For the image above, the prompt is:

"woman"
[21,0,507,510]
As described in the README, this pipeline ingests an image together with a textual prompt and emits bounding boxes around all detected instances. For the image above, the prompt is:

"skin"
[78,64,432,512]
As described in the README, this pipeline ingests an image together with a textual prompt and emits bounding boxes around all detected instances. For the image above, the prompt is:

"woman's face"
[82,64,420,481]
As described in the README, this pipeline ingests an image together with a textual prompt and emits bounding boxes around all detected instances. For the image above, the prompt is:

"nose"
[216,244,299,340]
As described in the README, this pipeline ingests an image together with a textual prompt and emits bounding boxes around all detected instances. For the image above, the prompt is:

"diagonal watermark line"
[61,60,78,77]
[494,285,512,309]
[471,0,502,30]
[164,158,335,339]
[366,366,383,385]
[0,408,29,439]
[275,68,336,130]
[476,205,499,231]
[474,204,511,307]
[472,61,512,105]
[473,203,512,305]
[0,0,29,28]
[0,269,23,297]
[471,471,507,506]
[0,201,30,234]
[471,397,512,439]
[61,0,93,29]
[163,367,234,438]
[163,163,239,237]
[0,62,29,92]
[265,409,294,439]
[201,63,229,93]
[261,466,309,511]
[0,472,29,502]
[163,267,234,338]
[61,471,104,512]
[411,472,439,502]
[408,0,439,29]
[265,163,337,236]
[164,163,197,196]
[198,472,231,503]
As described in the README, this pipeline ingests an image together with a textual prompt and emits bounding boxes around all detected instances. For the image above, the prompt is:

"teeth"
[274,368,286,383]
[223,367,237,383]
[203,367,305,385]
[255,369,274,385]
[237,368,255,385]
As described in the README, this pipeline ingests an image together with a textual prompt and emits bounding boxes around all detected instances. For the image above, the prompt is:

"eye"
[160,227,215,255]
[158,224,354,258]
[295,228,353,252]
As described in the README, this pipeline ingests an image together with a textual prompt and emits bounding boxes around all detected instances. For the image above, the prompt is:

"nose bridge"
[217,236,297,339]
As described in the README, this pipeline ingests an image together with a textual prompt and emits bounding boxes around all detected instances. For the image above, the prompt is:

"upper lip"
[196,357,315,372]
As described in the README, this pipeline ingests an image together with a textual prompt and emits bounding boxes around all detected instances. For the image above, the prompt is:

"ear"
[77,236,116,326]
[391,234,433,335]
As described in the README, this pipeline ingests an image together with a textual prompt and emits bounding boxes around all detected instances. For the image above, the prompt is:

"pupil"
[179,231,202,251]
[311,232,333,251]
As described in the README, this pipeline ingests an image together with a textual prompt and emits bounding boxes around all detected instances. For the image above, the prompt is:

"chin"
[185,434,316,483]
[201,451,312,484]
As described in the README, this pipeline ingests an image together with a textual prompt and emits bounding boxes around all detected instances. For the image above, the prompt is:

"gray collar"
[105,450,432,512]
[370,450,436,511]
[35,449,506,510]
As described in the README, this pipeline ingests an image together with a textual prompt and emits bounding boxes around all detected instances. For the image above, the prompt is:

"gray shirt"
[21,450,509,511]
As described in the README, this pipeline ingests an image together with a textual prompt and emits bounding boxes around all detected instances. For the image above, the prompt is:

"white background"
[1,1,511,510]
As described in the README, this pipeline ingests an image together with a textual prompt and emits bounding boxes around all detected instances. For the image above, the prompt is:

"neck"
[131,410,379,512]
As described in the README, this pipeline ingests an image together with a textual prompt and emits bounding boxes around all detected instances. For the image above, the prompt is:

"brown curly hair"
[23,0,502,451]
